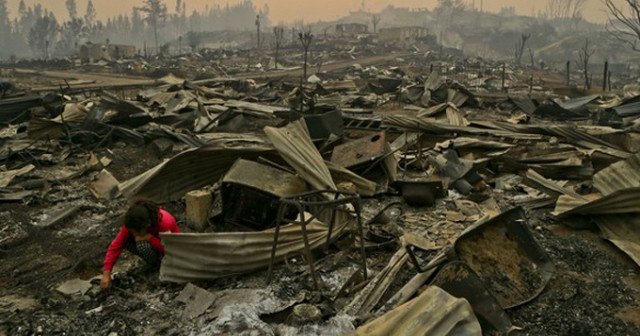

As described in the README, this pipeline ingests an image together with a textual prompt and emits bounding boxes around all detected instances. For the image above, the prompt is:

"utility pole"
[274,26,284,70]
[255,14,261,51]
[501,63,506,92]
[298,31,314,113]
[602,60,609,91]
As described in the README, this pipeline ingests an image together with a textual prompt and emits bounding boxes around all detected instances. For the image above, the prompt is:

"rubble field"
[1,54,639,336]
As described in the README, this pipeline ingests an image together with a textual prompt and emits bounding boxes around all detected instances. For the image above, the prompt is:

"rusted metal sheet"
[265,120,337,192]
[556,154,640,266]
[330,131,388,169]
[593,153,640,195]
[222,159,308,198]
[119,143,274,203]
[594,215,640,267]
[159,216,349,282]
[554,188,640,218]
[383,115,543,140]
[352,286,481,336]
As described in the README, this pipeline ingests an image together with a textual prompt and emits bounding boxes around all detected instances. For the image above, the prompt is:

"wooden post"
[185,190,212,232]
[566,61,570,86]
[602,61,609,91]
[501,63,506,92]
[608,71,612,91]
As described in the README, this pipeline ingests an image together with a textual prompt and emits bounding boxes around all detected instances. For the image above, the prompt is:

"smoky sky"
[7,0,610,23]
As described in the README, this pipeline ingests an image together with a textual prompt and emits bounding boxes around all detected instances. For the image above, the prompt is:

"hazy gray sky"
[7,0,611,23]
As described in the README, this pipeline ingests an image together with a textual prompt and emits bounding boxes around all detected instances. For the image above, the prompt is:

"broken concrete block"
[89,169,120,200]
[185,190,212,232]
[176,283,216,319]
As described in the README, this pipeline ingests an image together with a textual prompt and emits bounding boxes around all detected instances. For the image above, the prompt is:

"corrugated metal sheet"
[524,169,581,199]
[352,286,481,336]
[265,120,337,192]
[159,216,349,282]
[119,144,273,202]
[383,116,543,140]
[222,159,308,197]
[554,188,640,218]
[610,100,640,117]
[477,122,631,159]
[593,214,640,266]
[554,94,600,112]
[509,96,537,114]
[343,249,409,317]
[593,153,640,195]
[570,155,640,267]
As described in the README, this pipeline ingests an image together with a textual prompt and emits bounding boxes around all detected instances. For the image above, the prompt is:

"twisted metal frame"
[266,190,368,289]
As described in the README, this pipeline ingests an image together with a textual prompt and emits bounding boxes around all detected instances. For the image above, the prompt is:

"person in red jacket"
[100,200,180,290]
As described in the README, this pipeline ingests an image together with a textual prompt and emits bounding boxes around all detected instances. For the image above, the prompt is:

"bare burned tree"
[273,26,285,70]
[299,31,313,81]
[543,0,587,21]
[603,0,640,52]
[514,33,531,66]
[372,15,381,34]
[576,38,596,89]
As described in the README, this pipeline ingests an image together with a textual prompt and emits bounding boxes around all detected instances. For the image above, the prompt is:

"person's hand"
[133,232,152,241]
[100,270,112,290]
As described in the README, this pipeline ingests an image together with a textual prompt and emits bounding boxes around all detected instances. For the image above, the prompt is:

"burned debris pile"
[1,59,639,335]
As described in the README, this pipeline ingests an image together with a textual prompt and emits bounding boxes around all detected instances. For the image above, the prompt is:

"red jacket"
[103,209,180,271]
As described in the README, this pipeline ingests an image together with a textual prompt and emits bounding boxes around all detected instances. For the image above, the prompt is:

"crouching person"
[100,200,180,290]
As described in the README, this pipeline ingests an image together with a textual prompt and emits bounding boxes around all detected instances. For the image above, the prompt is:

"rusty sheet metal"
[159,215,349,282]
[476,121,631,159]
[383,115,543,140]
[265,120,337,192]
[524,169,581,199]
[568,155,640,266]
[593,153,640,195]
[554,188,640,218]
[119,144,273,202]
[343,249,409,317]
[222,159,308,197]
[445,106,469,127]
[326,161,377,197]
[352,286,481,336]
[331,131,388,168]
[594,214,640,266]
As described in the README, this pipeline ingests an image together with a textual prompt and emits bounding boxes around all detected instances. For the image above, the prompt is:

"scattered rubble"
[1,45,639,336]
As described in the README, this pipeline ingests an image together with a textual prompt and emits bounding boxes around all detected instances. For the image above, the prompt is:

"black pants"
[125,240,162,268]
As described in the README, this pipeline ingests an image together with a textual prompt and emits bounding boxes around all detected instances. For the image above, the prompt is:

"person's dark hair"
[124,200,159,232]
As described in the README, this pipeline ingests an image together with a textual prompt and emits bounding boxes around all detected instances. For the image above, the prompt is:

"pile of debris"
[0,62,639,335]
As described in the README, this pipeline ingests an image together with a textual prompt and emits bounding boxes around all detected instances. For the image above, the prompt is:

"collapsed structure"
[0,45,639,335]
